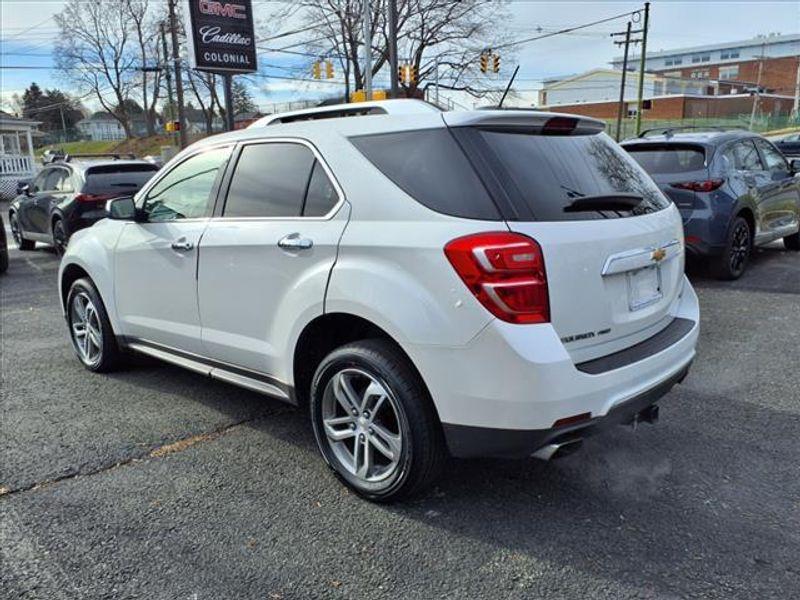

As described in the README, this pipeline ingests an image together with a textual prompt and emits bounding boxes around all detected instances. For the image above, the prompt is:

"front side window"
[143,147,231,222]
[224,142,315,218]
[31,169,49,193]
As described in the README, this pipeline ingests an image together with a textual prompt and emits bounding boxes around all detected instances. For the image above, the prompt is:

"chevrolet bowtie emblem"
[651,248,667,262]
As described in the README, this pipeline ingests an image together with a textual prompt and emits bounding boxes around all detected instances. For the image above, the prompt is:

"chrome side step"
[127,341,291,402]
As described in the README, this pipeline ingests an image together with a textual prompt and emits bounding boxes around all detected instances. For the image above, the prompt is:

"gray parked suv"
[622,128,800,279]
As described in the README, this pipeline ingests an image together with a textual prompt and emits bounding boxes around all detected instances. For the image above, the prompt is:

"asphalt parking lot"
[1,226,799,599]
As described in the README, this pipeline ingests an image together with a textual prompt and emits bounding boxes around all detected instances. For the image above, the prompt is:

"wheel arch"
[60,262,91,311]
[292,312,440,423]
[735,206,756,238]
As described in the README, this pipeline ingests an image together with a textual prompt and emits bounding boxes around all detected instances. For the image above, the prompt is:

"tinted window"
[729,140,762,171]
[474,130,669,221]
[144,147,230,222]
[31,170,48,192]
[350,129,500,220]
[625,144,706,174]
[84,164,158,195]
[755,140,788,173]
[225,143,315,218]
[303,161,338,216]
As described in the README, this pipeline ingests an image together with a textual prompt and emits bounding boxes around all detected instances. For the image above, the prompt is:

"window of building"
[673,58,683,65]
[701,55,710,62]
[719,65,739,80]
[691,55,701,63]
[665,59,673,66]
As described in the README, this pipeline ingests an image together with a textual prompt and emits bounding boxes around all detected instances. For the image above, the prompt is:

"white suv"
[59,102,699,502]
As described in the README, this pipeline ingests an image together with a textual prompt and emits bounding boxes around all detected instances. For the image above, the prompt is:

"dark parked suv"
[622,129,800,279]
[8,154,159,255]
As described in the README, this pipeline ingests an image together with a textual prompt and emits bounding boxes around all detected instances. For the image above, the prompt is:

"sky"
[1,0,798,113]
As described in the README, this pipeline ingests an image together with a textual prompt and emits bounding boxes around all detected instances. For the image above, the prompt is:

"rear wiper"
[563,194,644,213]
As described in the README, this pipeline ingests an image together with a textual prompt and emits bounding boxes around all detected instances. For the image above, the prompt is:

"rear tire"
[66,277,123,372]
[713,216,751,280]
[310,339,447,503]
[784,230,800,251]
[9,212,35,251]
[52,218,68,256]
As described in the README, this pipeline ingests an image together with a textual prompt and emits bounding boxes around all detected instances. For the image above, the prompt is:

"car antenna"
[497,65,520,109]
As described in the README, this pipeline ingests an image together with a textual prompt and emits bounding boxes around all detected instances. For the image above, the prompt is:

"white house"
[537,69,679,108]
[76,112,126,141]
[0,111,40,200]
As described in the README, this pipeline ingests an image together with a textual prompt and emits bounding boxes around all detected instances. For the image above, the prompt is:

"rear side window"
[83,164,158,195]
[727,140,763,171]
[350,129,500,220]
[470,130,669,221]
[224,143,315,217]
[303,161,339,217]
[625,144,706,174]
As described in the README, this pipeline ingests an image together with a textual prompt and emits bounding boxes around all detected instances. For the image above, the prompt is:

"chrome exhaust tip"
[531,438,584,461]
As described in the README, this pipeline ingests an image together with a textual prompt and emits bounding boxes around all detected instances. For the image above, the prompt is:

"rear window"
[83,164,158,195]
[624,144,707,174]
[350,129,501,220]
[468,130,669,221]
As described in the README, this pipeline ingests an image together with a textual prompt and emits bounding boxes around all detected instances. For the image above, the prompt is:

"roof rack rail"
[637,125,745,139]
[61,152,137,162]
[248,99,440,128]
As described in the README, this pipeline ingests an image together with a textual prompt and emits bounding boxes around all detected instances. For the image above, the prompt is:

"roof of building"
[614,33,800,63]
[541,68,658,91]
[0,110,42,126]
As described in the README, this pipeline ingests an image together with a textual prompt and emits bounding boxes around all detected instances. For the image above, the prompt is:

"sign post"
[184,0,258,131]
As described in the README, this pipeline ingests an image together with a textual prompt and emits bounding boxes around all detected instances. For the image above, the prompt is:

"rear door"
[453,124,683,362]
[31,168,71,234]
[198,139,349,375]
[727,139,769,235]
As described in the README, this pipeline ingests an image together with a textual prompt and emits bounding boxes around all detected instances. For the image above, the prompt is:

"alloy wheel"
[70,292,103,366]
[321,368,404,483]
[10,214,22,245]
[53,221,68,256]
[729,221,750,275]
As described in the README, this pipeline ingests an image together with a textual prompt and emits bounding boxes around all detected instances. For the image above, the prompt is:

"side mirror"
[789,158,800,175]
[106,196,138,221]
[17,181,30,196]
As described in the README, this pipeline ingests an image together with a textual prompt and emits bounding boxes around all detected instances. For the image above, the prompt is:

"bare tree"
[126,0,163,136]
[286,0,513,101]
[54,0,139,137]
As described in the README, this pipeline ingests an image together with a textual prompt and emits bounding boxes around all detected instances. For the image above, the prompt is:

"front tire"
[52,218,68,256]
[9,212,35,251]
[784,230,800,251]
[713,216,751,280]
[66,278,122,372]
[310,339,447,502]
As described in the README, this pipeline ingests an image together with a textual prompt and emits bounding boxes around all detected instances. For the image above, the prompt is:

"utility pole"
[167,0,187,148]
[223,74,235,131]
[362,0,372,100]
[58,105,68,143]
[612,22,633,142]
[387,0,399,98]
[160,22,178,146]
[792,55,800,121]
[434,55,440,107]
[634,1,650,136]
[749,42,766,131]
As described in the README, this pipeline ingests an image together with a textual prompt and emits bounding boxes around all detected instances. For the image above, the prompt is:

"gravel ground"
[1,229,799,600]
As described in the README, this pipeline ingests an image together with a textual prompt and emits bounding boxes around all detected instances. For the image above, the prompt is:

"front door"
[198,141,349,377]
[752,138,799,241]
[114,146,232,354]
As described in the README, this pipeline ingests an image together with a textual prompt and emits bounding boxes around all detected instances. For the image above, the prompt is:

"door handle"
[278,233,313,250]
[171,238,194,252]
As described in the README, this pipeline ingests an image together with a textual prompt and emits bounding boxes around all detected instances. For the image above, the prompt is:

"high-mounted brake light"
[542,116,578,135]
[444,232,549,324]
[670,179,724,193]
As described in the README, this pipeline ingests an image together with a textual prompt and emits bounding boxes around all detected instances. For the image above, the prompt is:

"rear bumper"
[443,362,690,458]
[406,276,699,458]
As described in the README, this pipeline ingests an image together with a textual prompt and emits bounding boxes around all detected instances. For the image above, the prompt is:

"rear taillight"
[670,179,724,193]
[542,116,578,135]
[75,193,115,203]
[444,232,549,324]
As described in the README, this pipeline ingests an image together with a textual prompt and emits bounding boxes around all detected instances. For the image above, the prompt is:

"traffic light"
[398,63,417,85]
[492,54,500,73]
[325,60,334,79]
[480,51,489,73]
[312,61,321,79]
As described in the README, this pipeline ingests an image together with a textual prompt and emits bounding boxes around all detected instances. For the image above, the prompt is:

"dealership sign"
[185,0,257,73]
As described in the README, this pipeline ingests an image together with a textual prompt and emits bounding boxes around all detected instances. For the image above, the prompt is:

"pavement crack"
[0,416,258,499]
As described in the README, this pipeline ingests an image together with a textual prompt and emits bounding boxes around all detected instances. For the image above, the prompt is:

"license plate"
[627,265,662,311]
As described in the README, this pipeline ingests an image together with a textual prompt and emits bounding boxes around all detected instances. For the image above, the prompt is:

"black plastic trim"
[575,317,695,375]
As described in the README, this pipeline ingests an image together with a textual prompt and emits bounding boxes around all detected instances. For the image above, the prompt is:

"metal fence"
[611,114,799,141]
